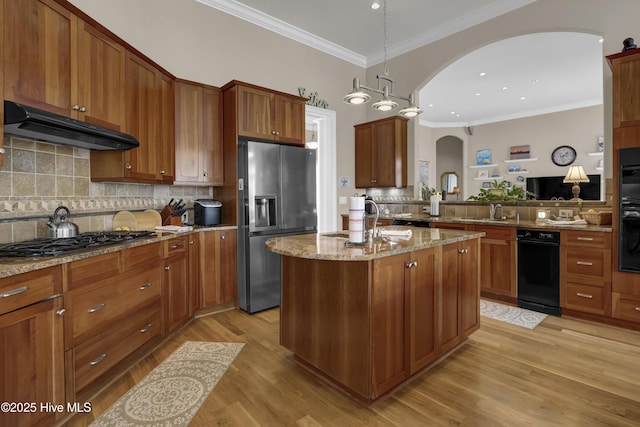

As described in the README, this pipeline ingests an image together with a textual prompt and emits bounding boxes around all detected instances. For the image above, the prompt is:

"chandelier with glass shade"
[343,0,422,118]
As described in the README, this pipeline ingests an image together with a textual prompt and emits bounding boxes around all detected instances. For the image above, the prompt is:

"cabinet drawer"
[73,301,161,392]
[564,282,608,315]
[165,235,188,258]
[612,292,640,323]
[67,251,123,291]
[565,249,609,280]
[124,241,163,271]
[0,266,62,315]
[562,231,611,248]
[67,266,161,344]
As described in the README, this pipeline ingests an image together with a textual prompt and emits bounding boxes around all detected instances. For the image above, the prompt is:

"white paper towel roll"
[348,196,365,243]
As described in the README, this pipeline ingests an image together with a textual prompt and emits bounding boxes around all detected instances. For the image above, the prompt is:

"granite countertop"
[0,225,237,280]
[265,227,485,261]
[344,212,612,232]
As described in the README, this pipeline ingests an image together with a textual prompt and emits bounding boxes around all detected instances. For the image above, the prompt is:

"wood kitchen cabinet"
[371,247,438,398]
[90,52,175,184]
[229,82,306,145]
[440,238,480,354]
[471,225,517,300]
[163,236,189,333]
[561,230,612,316]
[201,229,237,308]
[608,49,640,324]
[0,266,65,427]
[188,233,201,316]
[174,79,223,185]
[64,245,163,401]
[0,297,65,427]
[355,116,408,188]
[3,0,125,130]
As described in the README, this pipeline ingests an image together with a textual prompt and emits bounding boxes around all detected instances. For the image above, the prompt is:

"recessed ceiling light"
[428,103,434,107]
[502,86,509,90]
[450,111,456,115]
[456,114,461,117]
[475,92,481,96]
[520,96,526,100]
[479,72,487,76]
[371,2,380,10]
[532,79,539,83]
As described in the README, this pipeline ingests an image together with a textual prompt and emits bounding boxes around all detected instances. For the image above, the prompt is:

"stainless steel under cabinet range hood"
[3,100,139,151]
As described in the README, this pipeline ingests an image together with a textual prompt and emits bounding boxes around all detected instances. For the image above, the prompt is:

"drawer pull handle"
[405,261,418,268]
[576,292,593,299]
[139,283,152,291]
[576,237,594,241]
[88,303,106,313]
[140,323,153,333]
[576,261,593,266]
[171,243,183,249]
[90,353,107,366]
[1,286,29,298]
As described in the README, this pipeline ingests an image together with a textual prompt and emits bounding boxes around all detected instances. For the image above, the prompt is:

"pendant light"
[343,0,422,117]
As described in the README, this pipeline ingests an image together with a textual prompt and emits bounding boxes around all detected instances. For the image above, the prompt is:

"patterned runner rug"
[480,299,547,329]
[91,341,244,426]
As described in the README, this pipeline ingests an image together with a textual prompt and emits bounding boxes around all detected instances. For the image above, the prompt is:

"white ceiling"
[197,0,604,127]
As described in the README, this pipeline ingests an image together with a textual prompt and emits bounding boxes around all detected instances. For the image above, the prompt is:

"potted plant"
[467,180,535,203]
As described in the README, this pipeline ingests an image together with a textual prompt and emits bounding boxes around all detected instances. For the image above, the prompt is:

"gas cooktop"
[0,231,156,258]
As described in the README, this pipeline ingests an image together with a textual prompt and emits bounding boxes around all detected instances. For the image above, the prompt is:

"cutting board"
[113,211,137,231]
[134,210,162,231]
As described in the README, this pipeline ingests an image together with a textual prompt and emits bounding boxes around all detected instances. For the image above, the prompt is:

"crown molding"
[195,0,367,67]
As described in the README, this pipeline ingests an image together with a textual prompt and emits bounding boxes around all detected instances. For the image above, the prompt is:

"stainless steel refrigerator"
[237,140,317,313]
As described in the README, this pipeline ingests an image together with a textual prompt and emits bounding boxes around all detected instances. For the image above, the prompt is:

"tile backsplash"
[0,135,213,243]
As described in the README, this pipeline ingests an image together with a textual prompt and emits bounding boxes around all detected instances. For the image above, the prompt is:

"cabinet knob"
[160,170,166,175]
[165,265,171,271]
[221,234,225,240]
[458,249,469,254]
[126,164,132,170]
[189,240,194,245]
[72,104,80,111]
[80,106,86,112]
[405,261,418,268]
[56,309,66,316]
[203,172,208,177]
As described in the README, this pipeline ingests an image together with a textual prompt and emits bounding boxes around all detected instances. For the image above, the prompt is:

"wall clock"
[551,145,577,166]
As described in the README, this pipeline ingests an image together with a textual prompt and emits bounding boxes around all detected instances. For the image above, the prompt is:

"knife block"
[160,205,182,226]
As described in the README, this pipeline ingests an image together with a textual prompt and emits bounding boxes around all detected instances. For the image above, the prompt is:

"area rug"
[91,341,244,427]
[480,299,547,329]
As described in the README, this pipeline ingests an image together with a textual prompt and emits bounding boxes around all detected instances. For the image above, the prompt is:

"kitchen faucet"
[364,199,380,241]
[489,203,503,221]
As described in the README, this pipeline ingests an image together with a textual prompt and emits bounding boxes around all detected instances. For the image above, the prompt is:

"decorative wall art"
[509,145,531,160]
[476,149,492,165]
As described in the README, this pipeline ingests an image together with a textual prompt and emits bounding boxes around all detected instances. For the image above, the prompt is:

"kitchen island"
[266,227,484,404]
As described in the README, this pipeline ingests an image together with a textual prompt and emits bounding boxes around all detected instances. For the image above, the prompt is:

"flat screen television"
[526,174,601,200]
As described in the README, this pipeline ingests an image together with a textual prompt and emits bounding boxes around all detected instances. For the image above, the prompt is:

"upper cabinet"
[90,52,175,184]
[608,49,640,129]
[227,81,306,145]
[174,79,223,185]
[3,0,125,131]
[354,116,408,188]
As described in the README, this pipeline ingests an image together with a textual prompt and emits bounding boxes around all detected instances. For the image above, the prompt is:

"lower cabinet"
[201,229,237,308]
[560,230,612,316]
[163,236,189,333]
[0,296,65,427]
[440,238,480,354]
[371,247,438,398]
[188,233,201,316]
[471,225,516,299]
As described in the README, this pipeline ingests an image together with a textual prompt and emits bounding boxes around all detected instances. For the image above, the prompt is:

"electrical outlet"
[339,196,347,205]
[559,209,573,218]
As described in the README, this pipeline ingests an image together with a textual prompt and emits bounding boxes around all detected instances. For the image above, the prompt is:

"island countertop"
[265,226,485,261]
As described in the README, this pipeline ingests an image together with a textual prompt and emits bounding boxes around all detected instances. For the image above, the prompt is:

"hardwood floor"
[65,308,640,426]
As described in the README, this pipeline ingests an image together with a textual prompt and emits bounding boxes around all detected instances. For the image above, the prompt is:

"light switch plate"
[559,208,573,218]
[339,196,347,205]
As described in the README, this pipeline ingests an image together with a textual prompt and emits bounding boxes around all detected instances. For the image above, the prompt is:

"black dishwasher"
[517,229,561,315]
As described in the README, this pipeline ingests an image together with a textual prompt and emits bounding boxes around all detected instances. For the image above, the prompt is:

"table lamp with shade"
[563,165,589,208]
